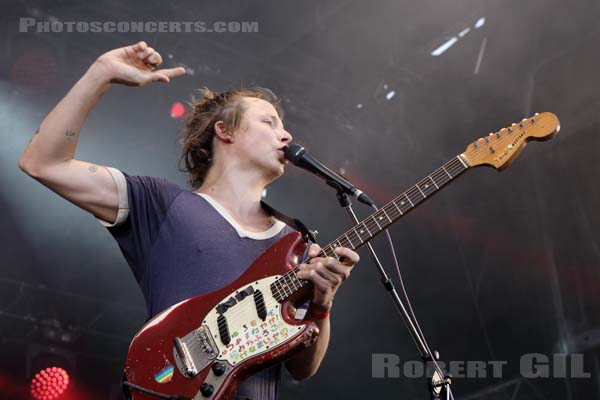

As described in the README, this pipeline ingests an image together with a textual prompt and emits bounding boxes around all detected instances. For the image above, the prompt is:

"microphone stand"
[332,186,452,400]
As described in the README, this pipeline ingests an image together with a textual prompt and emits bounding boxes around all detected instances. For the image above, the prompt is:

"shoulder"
[122,172,183,193]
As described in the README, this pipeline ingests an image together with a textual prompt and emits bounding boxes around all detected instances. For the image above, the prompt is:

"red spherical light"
[30,367,69,400]
[170,101,186,118]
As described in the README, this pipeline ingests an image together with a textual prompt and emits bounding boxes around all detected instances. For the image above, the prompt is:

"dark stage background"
[1,0,599,399]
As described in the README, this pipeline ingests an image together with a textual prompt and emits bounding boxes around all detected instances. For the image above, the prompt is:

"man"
[18,41,360,399]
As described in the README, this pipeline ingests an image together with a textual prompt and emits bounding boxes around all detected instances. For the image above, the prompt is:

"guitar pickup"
[217,314,231,345]
[253,290,267,321]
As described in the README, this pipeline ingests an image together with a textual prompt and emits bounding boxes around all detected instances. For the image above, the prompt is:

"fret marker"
[401,201,405,205]
[379,216,383,220]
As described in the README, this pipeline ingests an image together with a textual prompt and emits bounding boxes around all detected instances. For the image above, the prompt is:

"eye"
[263,120,274,126]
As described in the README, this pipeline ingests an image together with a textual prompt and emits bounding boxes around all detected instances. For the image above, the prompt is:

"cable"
[370,203,455,400]
[122,381,191,400]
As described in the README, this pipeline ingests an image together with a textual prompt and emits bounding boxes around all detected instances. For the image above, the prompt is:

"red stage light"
[30,367,70,400]
[170,101,186,118]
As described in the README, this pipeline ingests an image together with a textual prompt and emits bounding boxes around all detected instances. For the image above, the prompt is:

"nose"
[280,129,293,143]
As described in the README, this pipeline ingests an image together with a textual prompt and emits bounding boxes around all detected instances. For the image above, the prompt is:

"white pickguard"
[202,275,306,365]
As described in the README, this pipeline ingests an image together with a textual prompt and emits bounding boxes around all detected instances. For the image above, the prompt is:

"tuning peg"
[508,126,514,133]
[534,112,539,116]
[489,133,494,136]
[519,121,525,128]
[495,132,501,138]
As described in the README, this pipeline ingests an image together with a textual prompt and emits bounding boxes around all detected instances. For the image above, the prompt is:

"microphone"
[284,143,374,206]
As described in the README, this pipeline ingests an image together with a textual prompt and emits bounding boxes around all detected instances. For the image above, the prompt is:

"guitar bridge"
[173,336,197,376]
[173,325,218,378]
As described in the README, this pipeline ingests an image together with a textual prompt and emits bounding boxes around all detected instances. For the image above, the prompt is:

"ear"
[214,121,234,143]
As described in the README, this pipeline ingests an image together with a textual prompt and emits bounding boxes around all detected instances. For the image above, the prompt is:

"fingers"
[296,245,359,311]
[146,51,162,66]
[298,265,334,304]
[335,246,360,266]
[136,44,186,83]
[307,243,321,258]
[129,42,161,67]
[155,66,186,80]
[299,261,343,286]
[148,73,170,84]
[147,67,185,84]
[138,47,160,65]
[317,256,352,282]
[132,41,148,51]
[297,256,352,289]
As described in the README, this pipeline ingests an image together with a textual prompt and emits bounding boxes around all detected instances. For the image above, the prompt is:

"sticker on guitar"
[220,308,290,361]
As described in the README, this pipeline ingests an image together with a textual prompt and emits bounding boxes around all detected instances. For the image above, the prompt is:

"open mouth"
[277,149,288,163]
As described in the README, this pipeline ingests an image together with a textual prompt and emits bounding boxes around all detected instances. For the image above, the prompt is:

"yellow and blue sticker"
[155,365,174,384]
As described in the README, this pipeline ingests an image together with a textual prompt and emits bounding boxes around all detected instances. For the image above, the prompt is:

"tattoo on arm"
[65,130,77,138]
[88,165,98,173]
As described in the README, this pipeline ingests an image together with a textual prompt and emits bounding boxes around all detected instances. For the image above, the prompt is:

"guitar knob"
[212,362,227,376]
[200,383,214,397]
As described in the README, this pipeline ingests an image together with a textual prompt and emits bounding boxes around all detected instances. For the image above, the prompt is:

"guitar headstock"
[461,112,560,170]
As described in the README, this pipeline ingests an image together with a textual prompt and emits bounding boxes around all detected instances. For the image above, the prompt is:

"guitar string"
[192,163,470,353]
[286,157,467,268]
[212,118,542,328]
[201,276,306,336]
[189,295,303,355]
[188,120,541,354]
[193,161,468,352]
[268,157,469,301]
[201,128,520,340]
[273,127,528,298]
[196,160,469,345]
[327,120,537,252]
[285,157,466,266]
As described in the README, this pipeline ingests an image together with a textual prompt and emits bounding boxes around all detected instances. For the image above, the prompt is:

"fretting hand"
[296,243,360,314]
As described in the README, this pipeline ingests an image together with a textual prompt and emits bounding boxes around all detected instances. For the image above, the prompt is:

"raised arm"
[18,41,185,224]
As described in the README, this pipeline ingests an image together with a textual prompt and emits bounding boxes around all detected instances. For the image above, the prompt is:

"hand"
[296,243,360,312]
[92,41,186,86]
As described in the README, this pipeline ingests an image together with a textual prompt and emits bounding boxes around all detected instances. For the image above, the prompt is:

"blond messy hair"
[179,86,283,188]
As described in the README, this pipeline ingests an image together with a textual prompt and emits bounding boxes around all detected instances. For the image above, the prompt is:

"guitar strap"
[260,200,317,244]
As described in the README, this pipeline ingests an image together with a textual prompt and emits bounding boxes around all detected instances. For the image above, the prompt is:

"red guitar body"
[124,231,319,400]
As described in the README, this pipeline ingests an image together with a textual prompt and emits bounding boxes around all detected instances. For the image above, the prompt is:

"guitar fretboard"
[271,155,470,303]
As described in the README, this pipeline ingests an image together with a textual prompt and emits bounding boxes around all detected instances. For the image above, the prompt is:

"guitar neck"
[321,154,469,256]
[271,154,471,303]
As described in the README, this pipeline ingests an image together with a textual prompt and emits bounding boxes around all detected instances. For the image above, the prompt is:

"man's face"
[231,97,293,179]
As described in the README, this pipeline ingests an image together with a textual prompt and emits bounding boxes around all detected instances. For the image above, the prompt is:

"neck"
[196,162,270,219]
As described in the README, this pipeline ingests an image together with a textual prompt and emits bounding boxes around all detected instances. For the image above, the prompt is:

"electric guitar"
[123,113,560,400]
